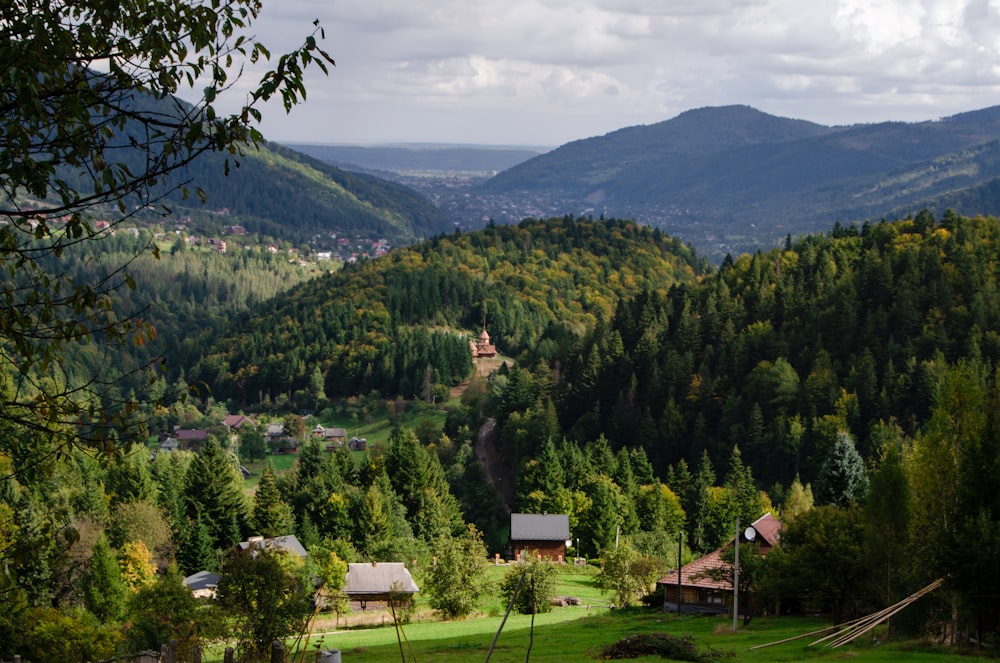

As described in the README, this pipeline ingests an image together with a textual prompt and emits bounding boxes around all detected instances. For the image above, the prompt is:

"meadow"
[204,565,984,663]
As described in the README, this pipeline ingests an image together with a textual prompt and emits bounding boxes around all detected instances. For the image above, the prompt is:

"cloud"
[230,0,1000,145]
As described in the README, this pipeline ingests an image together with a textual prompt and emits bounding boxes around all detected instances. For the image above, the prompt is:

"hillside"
[185,216,710,407]
[284,143,543,175]
[476,105,1000,258]
[153,141,452,244]
[491,210,1000,489]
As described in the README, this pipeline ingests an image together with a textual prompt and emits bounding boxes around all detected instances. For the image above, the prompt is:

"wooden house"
[238,534,308,559]
[509,513,571,562]
[658,513,781,615]
[343,562,419,610]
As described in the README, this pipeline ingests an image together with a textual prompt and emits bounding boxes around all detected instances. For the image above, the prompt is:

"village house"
[509,513,571,562]
[238,534,308,559]
[159,427,207,451]
[183,570,221,599]
[311,425,348,449]
[343,562,419,611]
[223,414,255,431]
[657,513,781,615]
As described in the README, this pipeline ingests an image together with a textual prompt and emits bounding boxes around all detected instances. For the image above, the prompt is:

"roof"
[657,513,782,591]
[238,535,308,558]
[747,513,781,547]
[223,414,254,428]
[183,570,221,591]
[658,547,733,591]
[175,429,208,441]
[343,562,419,595]
[510,513,571,541]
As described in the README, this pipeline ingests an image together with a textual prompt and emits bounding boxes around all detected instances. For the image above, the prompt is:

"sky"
[222,0,1000,148]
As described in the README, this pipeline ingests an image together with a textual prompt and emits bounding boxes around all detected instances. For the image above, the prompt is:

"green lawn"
[201,563,981,663]
[270,610,984,663]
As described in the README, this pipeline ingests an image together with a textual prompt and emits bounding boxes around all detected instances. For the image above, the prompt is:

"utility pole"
[677,531,683,616]
[733,516,740,633]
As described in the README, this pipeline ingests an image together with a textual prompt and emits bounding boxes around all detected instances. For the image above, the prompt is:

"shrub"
[499,559,557,614]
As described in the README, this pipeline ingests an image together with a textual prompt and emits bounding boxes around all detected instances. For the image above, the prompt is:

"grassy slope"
[203,564,977,663]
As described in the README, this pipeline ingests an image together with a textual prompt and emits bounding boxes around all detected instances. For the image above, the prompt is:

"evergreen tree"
[105,443,157,506]
[576,474,624,556]
[177,514,219,575]
[183,438,248,550]
[815,432,868,506]
[252,464,295,538]
[688,451,715,552]
[724,445,764,525]
[82,534,127,623]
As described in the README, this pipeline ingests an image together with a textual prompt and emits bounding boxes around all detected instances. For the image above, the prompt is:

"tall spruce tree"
[252,465,294,538]
[183,438,248,551]
[83,534,126,622]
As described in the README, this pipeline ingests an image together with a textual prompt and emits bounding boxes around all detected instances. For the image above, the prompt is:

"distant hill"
[284,143,544,175]
[156,141,452,243]
[477,105,1000,258]
[187,216,710,404]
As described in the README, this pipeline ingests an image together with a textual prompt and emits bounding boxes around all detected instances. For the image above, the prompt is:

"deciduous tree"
[425,525,491,619]
[0,0,334,459]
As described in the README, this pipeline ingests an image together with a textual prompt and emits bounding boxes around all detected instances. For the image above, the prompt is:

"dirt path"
[474,417,514,507]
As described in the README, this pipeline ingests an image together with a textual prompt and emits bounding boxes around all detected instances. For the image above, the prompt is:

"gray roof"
[183,570,221,591]
[238,534,308,558]
[510,513,571,541]
[343,562,419,595]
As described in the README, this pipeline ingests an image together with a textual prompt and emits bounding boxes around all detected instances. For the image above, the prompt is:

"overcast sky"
[226,0,1000,148]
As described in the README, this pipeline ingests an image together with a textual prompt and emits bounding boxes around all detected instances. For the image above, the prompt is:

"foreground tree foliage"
[0,0,334,458]
[216,546,313,662]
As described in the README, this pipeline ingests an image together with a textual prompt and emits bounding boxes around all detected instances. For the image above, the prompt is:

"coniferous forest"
[8,209,1000,657]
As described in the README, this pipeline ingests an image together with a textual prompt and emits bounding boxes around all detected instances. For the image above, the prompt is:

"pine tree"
[83,534,127,622]
[183,438,248,550]
[252,465,294,538]
[105,443,157,506]
[815,432,868,506]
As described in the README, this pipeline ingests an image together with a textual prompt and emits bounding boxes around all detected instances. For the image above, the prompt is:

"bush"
[600,632,732,661]
[499,559,557,614]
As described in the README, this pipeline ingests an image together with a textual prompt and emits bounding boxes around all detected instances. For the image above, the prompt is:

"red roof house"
[657,513,781,614]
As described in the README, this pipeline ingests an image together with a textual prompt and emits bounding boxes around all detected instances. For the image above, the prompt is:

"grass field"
[202,564,983,663]
[272,610,984,663]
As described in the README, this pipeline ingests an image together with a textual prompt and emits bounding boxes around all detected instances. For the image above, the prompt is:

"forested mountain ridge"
[186,217,710,407]
[494,210,1000,492]
[153,140,452,243]
[476,105,1000,257]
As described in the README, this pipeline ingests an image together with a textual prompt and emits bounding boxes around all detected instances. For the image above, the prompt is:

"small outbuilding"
[509,513,571,562]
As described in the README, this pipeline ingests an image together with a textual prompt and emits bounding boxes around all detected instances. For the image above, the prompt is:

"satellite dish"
[743,527,756,541]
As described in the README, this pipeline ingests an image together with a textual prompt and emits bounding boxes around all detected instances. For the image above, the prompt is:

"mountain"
[284,143,543,175]
[477,105,1000,258]
[155,141,452,243]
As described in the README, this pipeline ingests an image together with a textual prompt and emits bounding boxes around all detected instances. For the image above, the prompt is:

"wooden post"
[223,646,235,663]
[271,640,286,663]
[677,531,683,616]
[192,644,202,663]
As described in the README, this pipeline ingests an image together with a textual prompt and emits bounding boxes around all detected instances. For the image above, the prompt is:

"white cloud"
[225,0,1000,145]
